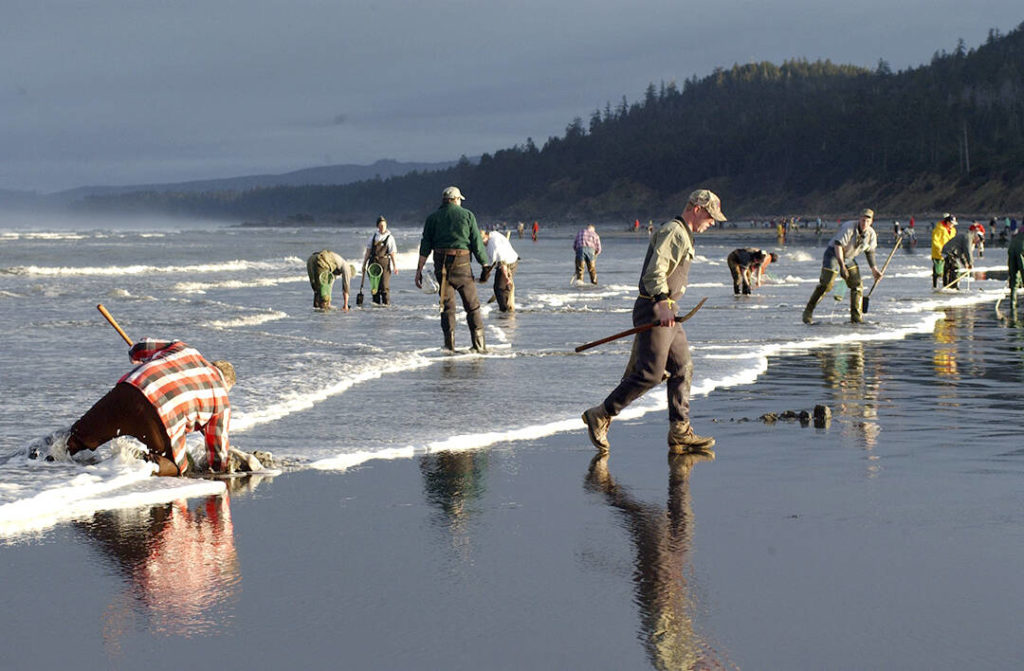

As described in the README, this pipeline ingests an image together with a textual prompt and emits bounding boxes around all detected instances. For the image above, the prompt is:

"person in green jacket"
[415,186,490,352]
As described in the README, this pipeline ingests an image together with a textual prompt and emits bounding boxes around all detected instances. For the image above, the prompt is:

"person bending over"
[63,339,239,476]
[726,248,778,294]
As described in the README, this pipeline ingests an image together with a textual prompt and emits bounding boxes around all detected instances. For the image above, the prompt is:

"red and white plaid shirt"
[573,227,602,254]
[119,339,231,474]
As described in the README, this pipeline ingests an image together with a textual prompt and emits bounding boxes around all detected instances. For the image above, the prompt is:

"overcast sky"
[3,1,1020,193]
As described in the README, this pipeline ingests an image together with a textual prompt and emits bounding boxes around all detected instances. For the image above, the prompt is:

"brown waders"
[573,259,598,284]
[307,253,337,309]
[802,265,864,324]
[68,382,179,475]
[434,250,486,352]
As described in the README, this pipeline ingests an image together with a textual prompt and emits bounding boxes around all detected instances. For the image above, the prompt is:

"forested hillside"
[80,23,1024,222]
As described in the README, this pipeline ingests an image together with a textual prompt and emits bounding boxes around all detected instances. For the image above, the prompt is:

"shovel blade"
[356,292,364,306]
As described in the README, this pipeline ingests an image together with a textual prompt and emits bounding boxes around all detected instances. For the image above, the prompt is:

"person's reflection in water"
[932,316,960,379]
[74,493,241,654]
[420,450,488,559]
[815,342,882,453]
[995,296,1024,328]
[585,452,734,670]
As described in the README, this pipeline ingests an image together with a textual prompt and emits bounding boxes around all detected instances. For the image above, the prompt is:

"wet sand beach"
[3,302,1022,670]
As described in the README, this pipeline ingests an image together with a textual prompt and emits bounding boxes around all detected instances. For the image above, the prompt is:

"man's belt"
[436,248,469,256]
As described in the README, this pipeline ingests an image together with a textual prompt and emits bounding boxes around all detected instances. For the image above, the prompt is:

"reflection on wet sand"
[932,315,960,379]
[420,450,488,558]
[74,492,242,654]
[931,307,1015,395]
[584,452,735,670]
[815,342,882,453]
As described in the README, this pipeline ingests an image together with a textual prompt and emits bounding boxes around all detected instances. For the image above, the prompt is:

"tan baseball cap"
[688,189,727,221]
[442,186,465,201]
[860,208,874,219]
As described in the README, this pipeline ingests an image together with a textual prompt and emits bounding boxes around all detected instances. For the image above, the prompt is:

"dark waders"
[435,251,486,352]
[803,263,864,324]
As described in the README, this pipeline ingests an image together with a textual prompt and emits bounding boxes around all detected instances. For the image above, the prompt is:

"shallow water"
[0,217,1010,536]
[1,216,1023,669]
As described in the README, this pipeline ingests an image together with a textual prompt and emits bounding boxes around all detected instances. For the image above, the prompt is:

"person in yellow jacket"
[931,215,957,288]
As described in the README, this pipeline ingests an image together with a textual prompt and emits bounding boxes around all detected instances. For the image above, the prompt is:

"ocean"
[0,215,1007,538]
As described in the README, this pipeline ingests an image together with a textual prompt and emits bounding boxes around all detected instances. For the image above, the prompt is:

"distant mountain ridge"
[48,158,460,201]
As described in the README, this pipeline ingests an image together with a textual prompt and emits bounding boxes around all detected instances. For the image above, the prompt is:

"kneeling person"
[65,339,237,476]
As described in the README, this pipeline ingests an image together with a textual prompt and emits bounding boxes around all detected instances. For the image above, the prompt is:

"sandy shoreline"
[3,302,1023,670]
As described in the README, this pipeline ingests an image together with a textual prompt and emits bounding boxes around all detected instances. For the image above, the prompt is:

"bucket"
[367,262,383,292]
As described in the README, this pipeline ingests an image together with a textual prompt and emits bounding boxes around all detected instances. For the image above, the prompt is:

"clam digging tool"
[863,234,902,313]
[940,270,971,291]
[97,303,133,346]
[574,297,707,353]
[356,265,366,306]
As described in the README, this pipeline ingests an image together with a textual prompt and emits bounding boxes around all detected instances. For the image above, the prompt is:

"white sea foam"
[204,310,290,330]
[173,275,305,294]
[310,447,417,471]
[0,440,225,540]
[394,250,422,270]
[6,258,300,277]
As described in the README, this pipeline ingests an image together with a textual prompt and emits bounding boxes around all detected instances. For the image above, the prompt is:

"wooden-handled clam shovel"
[863,234,902,313]
[97,303,134,346]
[575,297,708,353]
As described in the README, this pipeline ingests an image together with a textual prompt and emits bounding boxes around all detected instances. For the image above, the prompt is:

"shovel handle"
[574,297,708,353]
[97,304,134,346]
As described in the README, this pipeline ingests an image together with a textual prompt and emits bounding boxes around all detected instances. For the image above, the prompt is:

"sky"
[3,1,1021,193]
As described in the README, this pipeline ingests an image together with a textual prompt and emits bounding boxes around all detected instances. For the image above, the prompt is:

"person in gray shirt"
[802,208,882,324]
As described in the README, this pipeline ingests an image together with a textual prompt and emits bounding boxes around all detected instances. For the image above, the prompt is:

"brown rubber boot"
[470,328,487,353]
[850,288,864,323]
[667,421,716,453]
[847,265,863,323]
[582,405,611,451]
[803,268,835,324]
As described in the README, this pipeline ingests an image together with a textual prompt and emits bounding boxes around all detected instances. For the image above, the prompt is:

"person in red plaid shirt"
[66,338,235,476]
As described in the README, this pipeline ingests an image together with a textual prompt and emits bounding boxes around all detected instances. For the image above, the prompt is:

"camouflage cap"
[688,189,727,221]
[860,208,875,219]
